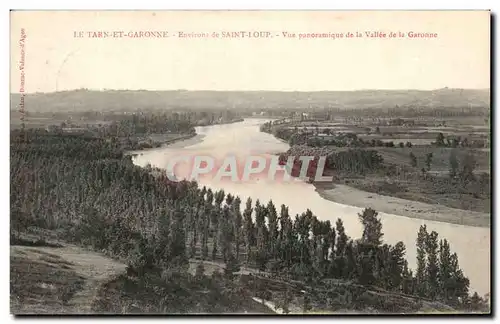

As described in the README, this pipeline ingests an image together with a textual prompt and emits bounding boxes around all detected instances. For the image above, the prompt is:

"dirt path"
[11,244,127,314]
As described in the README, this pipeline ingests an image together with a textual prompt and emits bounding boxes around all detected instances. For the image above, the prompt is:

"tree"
[425,152,433,171]
[435,132,445,146]
[438,239,453,302]
[195,262,206,281]
[310,217,322,276]
[415,225,428,297]
[302,293,312,313]
[319,220,333,276]
[409,152,417,168]
[200,206,209,260]
[254,200,270,271]
[358,208,383,247]
[401,260,415,295]
[294,210,313,276]
[189,199,202,258]
[225,193,234,206]
[468,292,489,312]
[220,206,233,263]
[460,153,476,185]
[255,200,268,253]
[334,218,348,278]
[355,208,384,286]
[355,242,376,285]
[211,207,220,261]
[425,231,439,299]
[211,190,225,261]
[327,221,336,265]
[224,254,241,281]
[267,200,279,260]
[232,196,243,260]
[387,241,406,290]
[343,240,356,280]
[242,197,254,263]
[168,208,188,267]
[449,252,470,305]
[278,204,293,267]
[449,150,459,179]
[214,189,225,206]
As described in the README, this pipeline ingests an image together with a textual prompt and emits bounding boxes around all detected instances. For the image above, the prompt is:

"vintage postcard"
[10,10,491,315]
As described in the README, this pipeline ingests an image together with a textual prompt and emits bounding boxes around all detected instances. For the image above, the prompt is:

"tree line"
[261,123,414,149]
[279,146,385,178]
[433,133,487,149]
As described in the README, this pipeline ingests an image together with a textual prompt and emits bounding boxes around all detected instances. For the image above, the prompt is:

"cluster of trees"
[307,136,408,149]
[41,111,242,151]
[371,106,489,119]
[409,152,434,174]
[434,133,486,149]
[263,124,413,149]
[384,118,416,127]
[404,149,489,204]
[448,150,479,185]
[10,131,488,312]
[42,110,244,139]
[413,225,476,307]
[280,146,385,177]
[257,105,489,121]
[96,113,196,137]
[408,148,485,185]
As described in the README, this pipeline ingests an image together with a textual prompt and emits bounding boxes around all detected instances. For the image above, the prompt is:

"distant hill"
[10,88,490,112]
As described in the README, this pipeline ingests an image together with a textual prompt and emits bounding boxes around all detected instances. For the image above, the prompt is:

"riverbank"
[159,133,197,147]
[159,119,247,148]
[125,133,203,156]
[196,118,245,126]
[314,183,490,228]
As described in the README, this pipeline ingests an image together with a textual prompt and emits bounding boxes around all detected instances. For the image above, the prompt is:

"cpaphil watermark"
[18,28,26,133]
[165,154,333,183]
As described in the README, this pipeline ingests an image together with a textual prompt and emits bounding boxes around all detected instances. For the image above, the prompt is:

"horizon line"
[10,87,491,95]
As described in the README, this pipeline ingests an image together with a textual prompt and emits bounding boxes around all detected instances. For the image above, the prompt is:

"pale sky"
[10,11,490,93]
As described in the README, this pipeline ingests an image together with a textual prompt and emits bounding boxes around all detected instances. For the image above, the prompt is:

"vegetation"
[10,129,489,313]
[11,252,86,314]
[261,124,405,149]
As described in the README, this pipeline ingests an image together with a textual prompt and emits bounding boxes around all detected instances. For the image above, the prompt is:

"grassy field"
[318,146,491,215]
[10,235,127,315]
[11,247,86,314]
[375,147,490,172]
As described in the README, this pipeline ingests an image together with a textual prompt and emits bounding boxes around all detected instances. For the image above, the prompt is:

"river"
[132,118,490,296]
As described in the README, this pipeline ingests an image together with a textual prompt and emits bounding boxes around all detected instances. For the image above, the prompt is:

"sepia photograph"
[9,10,491,315]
